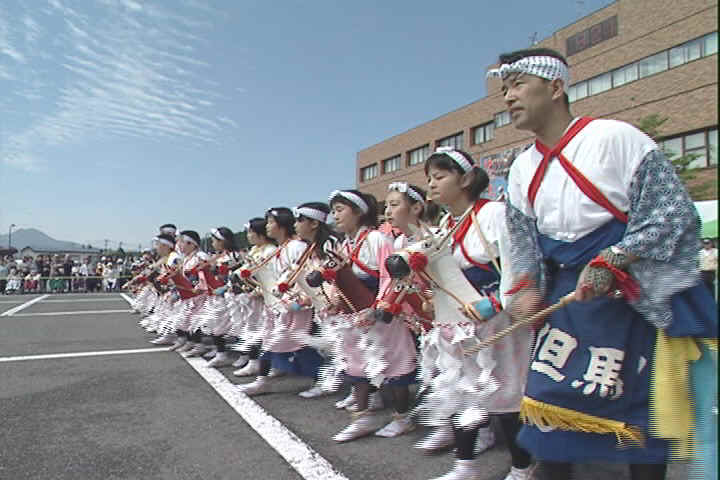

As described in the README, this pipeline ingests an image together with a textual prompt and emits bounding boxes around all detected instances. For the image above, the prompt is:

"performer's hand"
[575,265,612,301]
[576,247,632,302]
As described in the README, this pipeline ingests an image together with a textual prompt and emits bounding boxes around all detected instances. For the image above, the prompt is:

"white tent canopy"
[695,200,717,223]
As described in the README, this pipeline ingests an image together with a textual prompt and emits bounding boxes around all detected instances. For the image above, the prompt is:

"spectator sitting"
[5,268,21,294]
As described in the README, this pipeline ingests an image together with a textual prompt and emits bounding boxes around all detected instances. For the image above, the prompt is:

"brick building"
[356,0,718,202]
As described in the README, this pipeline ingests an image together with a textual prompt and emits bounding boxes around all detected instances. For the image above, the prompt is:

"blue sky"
[1,0,613,250]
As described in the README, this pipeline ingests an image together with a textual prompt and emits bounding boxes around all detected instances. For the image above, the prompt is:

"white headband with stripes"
[434,146,473,173]
[486,55,570,92]
[388,182,425,204]
[293,207,328,223]
[329,190,369,213]
[211,228,226,241]
[181,234,199,247]
[153,237,174,248]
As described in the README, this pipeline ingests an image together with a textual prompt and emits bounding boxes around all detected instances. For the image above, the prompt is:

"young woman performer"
[146,234,185,344]
[166,230,210,356]
[291,201,343,398]
[237,208,324,396]
[327,189,417,442]
[231,218,278,376]
[376,181,436,437]
[200,227,242,368]
[420,147,533,480]
[135,235,176,335]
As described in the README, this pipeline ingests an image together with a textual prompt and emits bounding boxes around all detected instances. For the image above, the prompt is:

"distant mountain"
[0,228,98,251]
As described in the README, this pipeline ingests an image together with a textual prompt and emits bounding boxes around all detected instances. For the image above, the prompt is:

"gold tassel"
[700,338,718,351]
[520,396,645,448]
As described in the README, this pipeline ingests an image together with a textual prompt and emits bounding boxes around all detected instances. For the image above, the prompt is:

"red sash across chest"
[345,230,379,278]
[528,117,628,224]
[448,199,492,271]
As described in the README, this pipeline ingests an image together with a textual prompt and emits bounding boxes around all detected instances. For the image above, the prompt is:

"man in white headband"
[487,54,569,92]
[498,47,713,480]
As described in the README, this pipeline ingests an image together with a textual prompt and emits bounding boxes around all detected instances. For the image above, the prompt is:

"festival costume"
[159,250,208,349]
[240,239,323,387]
[144,251,184,340]
[505,117,717,468]
[228,244,278,354]
[335,227,418,386]
[416,199,529,419]
[319,227,419,442]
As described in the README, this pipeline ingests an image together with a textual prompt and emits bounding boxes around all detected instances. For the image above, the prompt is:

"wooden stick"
[463,291,577,355]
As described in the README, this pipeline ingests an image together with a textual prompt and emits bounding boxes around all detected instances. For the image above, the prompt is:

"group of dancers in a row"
[125,48,717,480]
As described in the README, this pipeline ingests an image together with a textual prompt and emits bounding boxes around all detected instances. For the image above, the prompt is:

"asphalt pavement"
[0,293,693,480]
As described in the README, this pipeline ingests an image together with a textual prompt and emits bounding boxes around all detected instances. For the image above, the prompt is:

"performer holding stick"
[493,47,717,480]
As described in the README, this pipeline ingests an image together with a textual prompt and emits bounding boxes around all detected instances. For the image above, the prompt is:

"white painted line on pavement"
[0,347,171,363]
[120,293,134,305]
[43,298,127,303]
[12,309,133,317]
[184,357,350,480]
[0,295,49,316]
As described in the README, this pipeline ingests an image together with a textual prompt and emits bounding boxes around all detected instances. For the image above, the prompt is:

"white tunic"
[507,118,656,242]
[342,227,392,278]
[271,239,308,277]
[440,201,514,307]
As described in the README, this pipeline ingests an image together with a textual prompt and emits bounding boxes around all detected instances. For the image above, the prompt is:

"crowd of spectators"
[0,254,144,295]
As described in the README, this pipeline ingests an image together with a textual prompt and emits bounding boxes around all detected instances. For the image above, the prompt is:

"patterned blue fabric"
[518,220,669,463]
[505,201,547,295]
[617,150,705,329]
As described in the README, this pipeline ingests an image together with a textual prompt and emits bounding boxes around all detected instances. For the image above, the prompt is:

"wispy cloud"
[1,0,237,171]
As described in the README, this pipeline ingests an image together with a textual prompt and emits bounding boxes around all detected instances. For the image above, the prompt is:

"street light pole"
[8,224,16,250]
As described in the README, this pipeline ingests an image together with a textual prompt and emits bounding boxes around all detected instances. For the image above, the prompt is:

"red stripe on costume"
[346,229,380,278]
[529,117,628,224]
[448,199,492,271]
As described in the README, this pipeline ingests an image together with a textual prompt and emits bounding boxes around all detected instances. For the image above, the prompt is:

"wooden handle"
[463,291,576,355]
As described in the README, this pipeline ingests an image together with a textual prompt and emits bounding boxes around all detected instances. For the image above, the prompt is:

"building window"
[638,51,668,78]
[473,122,495,145]
[568,81,588,103]
[709,129,718,165]
[611,63,638,88]
[659,128,718,169]
[438,132,464,149]
[569,31,718,102]
[382,155,401,174]
[705,31,718,56]
[669,38,702,68]
[494,111,511,128]
[588,72,612,95]
[684,132,707,169]
[360,164,378,182]
[408,145,430,166]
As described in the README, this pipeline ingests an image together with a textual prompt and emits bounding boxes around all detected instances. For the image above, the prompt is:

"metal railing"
[1,275,133,295]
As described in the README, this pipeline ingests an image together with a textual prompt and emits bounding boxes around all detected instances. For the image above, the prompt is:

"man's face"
[501,73,556,132]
